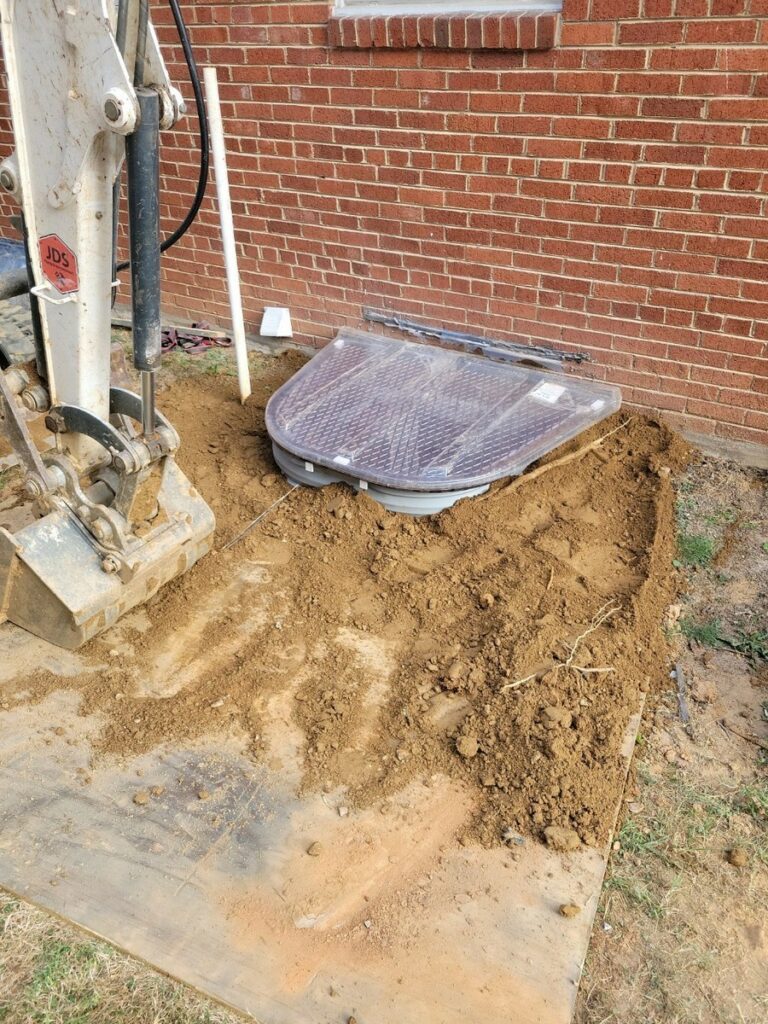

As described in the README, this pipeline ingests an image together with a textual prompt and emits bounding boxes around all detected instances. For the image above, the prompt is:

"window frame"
[333,0,562,14]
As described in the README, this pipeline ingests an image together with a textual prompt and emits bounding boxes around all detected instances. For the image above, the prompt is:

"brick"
[560,21,616,46]
[536,13,560,49]
[482,14,501,50]
[619,20,685,45]
[465,14,484,51]
[0,0,761,440]
[689,18,758,43]
[651,47,718,70]
[498,13,520,50]
[591,0,642,15]
[710,98,768,120]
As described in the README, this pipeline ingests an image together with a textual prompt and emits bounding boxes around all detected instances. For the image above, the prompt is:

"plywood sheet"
[0,624,640,1024]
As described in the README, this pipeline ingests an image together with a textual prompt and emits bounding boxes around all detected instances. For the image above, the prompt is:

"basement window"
[329,0,563,51]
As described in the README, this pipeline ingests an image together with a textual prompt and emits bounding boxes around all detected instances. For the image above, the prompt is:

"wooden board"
[0,623,641,1024]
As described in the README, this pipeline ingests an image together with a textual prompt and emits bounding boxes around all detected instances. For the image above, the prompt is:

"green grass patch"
[680,617,721,647]
[18,939,107,1023]
[618,816,668,857]
[704,507,738,526]
[605,875,668,920]
[676,532,716,568]
[678,619,767,663]
[675,495,696,521]
[736,781,768,823]
[720,629,768,666]
[618,773,768,872]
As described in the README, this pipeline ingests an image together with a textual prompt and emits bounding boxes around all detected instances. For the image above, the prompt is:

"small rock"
[338,806,349,818]
[665,603,682,629]
[261,473,277,487]
[479,593,495,609]
[150,785,165,798]
[197,789,211,801]
[664,748,678,763]
[502,828,525,847]
[559,903,581,918]
[456,735,479,759]
[133,790,149,806]
[307,842,323,857]
[727,847,748,868]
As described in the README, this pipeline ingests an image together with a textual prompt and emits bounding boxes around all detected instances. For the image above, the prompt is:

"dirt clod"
[456,735,479,759]
[544,826,581,853]
[727,847,748,868]
[542,705,573,729]
[132,790,149,806]
[307,842,323,857]
[559,903,582,918]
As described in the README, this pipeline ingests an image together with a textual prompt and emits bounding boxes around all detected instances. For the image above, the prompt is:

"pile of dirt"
[13,354,690,848]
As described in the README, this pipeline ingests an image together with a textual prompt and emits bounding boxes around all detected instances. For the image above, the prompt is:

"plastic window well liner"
[266,330,622,495]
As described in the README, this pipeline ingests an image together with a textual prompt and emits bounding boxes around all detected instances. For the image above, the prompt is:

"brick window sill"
[328,11,561,51]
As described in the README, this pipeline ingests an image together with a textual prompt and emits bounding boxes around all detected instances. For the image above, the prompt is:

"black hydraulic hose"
[159,0,210,253]
[116,0,209,273]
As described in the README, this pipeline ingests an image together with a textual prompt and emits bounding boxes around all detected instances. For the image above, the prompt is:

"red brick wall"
[2,1,768,444]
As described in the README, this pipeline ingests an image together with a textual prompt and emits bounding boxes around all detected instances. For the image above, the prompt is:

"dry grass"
[577,457,768,1024]
[577,759,768,1024]
[0,897,242,1024]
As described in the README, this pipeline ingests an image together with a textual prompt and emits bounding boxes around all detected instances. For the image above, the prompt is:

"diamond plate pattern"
[266,331,622,492]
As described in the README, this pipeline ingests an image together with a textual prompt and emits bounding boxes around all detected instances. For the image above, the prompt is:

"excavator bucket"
[0,0,219,650]
[0,461,214,650]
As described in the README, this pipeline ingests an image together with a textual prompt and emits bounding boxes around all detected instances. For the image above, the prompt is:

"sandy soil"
[4,352,688,850]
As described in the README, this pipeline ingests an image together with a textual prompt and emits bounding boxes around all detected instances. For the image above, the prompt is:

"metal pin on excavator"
[0,0,215,649]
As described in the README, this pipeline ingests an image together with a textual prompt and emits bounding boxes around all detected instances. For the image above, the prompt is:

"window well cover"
[265,330,622,493]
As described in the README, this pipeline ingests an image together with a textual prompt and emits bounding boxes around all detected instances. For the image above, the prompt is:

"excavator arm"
[0,0,214,648]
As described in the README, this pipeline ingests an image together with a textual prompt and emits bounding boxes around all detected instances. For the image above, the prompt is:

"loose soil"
[6,355,690,849]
